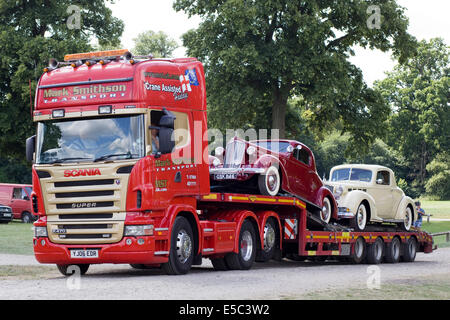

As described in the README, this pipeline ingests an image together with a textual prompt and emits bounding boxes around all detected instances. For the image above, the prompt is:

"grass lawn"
[420,200,450,219]
[0,221,34,255]
[421,220,450,248]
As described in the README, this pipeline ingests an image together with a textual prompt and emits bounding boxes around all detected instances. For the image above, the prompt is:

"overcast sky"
[108,0,450,86]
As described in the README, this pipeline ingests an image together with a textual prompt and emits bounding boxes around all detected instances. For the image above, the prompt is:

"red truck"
[27,50,433,275]
[0,183,35,223]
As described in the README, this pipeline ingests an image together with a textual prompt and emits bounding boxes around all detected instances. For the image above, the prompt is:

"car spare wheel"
[258,166,280,196]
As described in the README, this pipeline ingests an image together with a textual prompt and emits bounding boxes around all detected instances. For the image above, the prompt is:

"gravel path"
[0,248,448,300]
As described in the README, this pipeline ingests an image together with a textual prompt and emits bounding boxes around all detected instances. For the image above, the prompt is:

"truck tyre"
[366,237,384,264]
[22,212,33,224]
[211,257,229,271]
[258,166,280,196]
[401,237,417,262]
[399,206,413,231]
[350,202,368,231]
[57,264,89,276]
[225,220,256,270]
[162,216,194,275]
[385,237,401,263]
[350,236,366,264]
[256,218,277,262]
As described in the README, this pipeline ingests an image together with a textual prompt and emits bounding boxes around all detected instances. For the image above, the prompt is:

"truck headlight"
[124,225,154,236]
[34,226,48,238]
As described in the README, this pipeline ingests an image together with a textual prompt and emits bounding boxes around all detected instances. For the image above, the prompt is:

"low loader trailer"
[28,50,434,275]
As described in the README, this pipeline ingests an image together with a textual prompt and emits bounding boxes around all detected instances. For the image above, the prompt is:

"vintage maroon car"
[209,138,337,223]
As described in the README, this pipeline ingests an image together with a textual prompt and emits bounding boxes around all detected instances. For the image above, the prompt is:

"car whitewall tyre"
[258,166,280,196]
[351,202,368,231]
[400,206,413,231]
[320,197,332,224]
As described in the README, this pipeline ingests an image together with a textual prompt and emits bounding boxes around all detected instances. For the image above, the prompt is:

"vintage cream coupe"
[325,164,416,231]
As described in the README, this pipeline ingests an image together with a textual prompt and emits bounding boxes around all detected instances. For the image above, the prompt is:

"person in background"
[414,201,425,230]
[150,123,160,154]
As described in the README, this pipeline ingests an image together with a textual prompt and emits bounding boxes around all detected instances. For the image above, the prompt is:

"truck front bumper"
[33,236,168,265]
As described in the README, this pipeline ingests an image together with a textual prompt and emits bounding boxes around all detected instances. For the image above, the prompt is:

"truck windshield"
[36,114,145,164]
[331,168,372,182]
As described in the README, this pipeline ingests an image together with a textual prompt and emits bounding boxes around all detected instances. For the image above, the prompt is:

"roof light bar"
[64,49,131,62]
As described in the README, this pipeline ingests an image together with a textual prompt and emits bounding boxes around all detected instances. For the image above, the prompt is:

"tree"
[376,38,449,194]
[425,152,450,200]
[133,30,178,58]
[174,0,417,151]
[0,0,124,182]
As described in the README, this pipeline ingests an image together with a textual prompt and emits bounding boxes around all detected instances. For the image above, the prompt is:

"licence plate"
[214,173,237,180]
[70,249,99,259]
[2,213,11,217]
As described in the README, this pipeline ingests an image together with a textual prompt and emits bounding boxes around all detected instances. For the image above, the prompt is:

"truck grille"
[224,140,246,168]
[39,163,132,244]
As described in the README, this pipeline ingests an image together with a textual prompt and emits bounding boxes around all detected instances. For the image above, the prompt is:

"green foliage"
[376,38,449,197]
[174,0,417,152]
[425,152,450,200]
[133,30,178,58]
[0,0,123,183]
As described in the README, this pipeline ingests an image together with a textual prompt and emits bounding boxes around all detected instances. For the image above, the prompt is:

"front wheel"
[350,203,368,231]
[258,166,280,196]
[162,216,194,275]
[57,264,90,276]
[399,206,413,231]
[22,212,33,224]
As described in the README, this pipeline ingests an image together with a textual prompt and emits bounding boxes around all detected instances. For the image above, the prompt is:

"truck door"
[151,109,199,201]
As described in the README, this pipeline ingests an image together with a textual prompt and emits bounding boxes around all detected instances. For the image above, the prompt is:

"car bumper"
[33,236,168,265]
[0,212,13,222]
[210,167,266,177]
[337,207,355,219]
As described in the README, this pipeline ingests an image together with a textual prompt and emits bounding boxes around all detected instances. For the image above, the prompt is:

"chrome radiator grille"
[224,140,246,168]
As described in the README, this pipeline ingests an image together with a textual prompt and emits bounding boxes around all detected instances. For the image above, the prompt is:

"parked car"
[0,204,13,224]
[324,164,416,231]
[209,138,337,223]
[0,184,35,223]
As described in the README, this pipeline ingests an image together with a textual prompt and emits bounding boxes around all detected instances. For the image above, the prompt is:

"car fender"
[394,196,416,222]
[338,190,378,221]
[314,187,338,220]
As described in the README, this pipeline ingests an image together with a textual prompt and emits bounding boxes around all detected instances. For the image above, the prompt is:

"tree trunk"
[271,90,288,139]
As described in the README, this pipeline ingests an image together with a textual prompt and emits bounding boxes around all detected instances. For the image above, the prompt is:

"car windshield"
[331,168,372,182]
[252,141,292,153]
[36,114,145,164]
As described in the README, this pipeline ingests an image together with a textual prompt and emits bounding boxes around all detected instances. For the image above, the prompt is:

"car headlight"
[335,185,344,196]
[124,225,154,237]
[212,157,221,167]
[246,146,256,156]
[34,226,48,238]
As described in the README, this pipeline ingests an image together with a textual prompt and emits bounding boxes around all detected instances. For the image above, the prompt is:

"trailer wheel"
[350,236,366,264]
[225,220,256,270]
[385,237,401,263]
[162,216,194,275]
[258,166,280,196]
[57,264,89,276]
[256,218,277,262]
[366,237,384,264]
[401,237,417,262]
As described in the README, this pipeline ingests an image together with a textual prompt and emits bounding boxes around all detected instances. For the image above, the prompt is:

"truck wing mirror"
[26,135,36,163]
